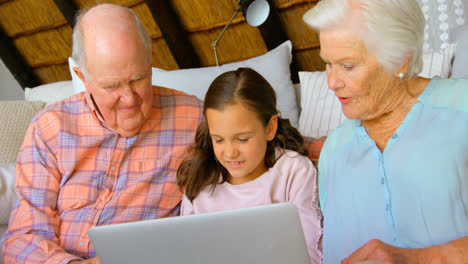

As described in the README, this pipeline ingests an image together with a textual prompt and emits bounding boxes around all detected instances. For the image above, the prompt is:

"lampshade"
[243,0,270,27]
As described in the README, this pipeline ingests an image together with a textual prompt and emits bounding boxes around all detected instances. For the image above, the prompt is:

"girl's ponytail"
[265,117,308,167]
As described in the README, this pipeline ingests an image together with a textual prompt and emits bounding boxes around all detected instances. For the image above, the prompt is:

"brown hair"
[177,68,308,201]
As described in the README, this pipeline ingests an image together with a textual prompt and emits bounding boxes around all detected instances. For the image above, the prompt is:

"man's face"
[79,32,153,137]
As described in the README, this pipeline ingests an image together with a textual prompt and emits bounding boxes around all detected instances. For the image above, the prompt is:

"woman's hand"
[341,239,424,264]
[342,237,468,264]
[69,256,101,264]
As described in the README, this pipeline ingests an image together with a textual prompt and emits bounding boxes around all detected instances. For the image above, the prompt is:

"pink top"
[181,150,322,264]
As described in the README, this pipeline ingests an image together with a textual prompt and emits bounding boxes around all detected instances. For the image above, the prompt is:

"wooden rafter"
[278,0,319,9]
[257,0,300,82]
[53,0,79,28]
[144,0,201,69]
[0,26,40,89]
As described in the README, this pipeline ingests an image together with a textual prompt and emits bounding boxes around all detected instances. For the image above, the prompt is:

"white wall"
[0,58,25,100]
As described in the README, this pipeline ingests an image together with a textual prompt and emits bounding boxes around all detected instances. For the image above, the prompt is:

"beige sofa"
[0,100,47,264]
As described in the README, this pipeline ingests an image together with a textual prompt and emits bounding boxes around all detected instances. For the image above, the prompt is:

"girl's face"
[206,103,277,185]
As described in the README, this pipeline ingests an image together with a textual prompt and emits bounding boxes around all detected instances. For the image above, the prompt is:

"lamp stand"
[211,0,243,66]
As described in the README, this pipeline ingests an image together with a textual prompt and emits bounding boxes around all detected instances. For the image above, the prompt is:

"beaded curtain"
[417,0,466,51]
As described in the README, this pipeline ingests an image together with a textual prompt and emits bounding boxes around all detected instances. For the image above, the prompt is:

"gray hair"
[303,0,425,78]
[72,4,152,80]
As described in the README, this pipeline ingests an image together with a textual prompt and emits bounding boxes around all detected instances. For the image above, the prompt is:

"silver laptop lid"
[88,202,310,264]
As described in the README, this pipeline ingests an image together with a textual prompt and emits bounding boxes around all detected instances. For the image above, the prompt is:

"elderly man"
[1,4,203,264]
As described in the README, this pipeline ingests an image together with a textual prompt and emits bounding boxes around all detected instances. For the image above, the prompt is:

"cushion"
[0,163,16,224]
[24,81,75,105]
[69,41,299,127]
[298,71,347,138]
[419,43,456,78]
[451,25,468,78]
[0,101,45,164]
[304,136,327,162]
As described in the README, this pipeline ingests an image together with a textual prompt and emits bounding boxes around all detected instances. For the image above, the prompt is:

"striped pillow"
[298,71,346,138]
[419,43,456,78]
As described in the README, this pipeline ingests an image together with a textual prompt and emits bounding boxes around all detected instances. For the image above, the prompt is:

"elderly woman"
[303,0,468,263]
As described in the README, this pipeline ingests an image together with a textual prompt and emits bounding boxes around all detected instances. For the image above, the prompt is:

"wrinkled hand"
[69,256,101,264]
[341,239,422,264]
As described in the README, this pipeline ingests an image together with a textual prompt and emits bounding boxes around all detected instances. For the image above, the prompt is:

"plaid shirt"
[1,87,203,264]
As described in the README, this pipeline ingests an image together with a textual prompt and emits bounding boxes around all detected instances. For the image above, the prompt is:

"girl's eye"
[214,139,223,144]
[237,138,248,142]
[343,64,354,70]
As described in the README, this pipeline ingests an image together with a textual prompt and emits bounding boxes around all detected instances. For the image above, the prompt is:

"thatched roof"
[0,0,324,88]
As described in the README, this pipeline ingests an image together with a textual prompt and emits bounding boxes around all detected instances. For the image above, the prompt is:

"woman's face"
[319,27,399,121]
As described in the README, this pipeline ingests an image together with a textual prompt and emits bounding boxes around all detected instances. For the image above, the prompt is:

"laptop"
[88,202,311,264]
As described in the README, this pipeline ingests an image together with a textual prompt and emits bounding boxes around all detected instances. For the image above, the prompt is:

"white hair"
[303,0,425,78]
[71,4,152,80]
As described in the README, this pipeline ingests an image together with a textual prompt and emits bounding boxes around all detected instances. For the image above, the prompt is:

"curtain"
[417,0,466,51]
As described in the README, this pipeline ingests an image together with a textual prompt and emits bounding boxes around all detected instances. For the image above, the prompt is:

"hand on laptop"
[69,256,101,264]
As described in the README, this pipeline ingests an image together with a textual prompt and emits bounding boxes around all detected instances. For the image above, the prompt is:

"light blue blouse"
[419,77,468,111]
[318,78,468,264]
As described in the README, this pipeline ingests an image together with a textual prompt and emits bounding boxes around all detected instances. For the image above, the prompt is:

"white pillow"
[24,81,75,105]
[0,163,16,225]
[419,43,456,78]
[298,71,346,138]
[152,41,298,127]
[69,41,299,127]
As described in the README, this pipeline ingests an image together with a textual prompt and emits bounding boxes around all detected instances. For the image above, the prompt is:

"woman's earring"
[398,72,404,80]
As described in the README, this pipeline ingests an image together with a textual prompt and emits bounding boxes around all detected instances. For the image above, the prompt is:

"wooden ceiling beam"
[144,0,201,69]
[53,0,79,28]
[0,26,41,89]
[257,0,300,83]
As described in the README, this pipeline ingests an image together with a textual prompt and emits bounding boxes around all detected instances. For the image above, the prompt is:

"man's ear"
[266,115,278,141]
[73,67,89,89]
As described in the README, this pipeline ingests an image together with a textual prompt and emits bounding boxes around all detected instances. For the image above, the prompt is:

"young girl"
[177,67,322,264]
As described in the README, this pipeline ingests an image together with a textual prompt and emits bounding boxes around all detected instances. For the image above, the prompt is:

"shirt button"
[392,134,398,139]
[80,242,84,246]
[111,166,115,171]
[380,178,385,184]
[386,204,390,211]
